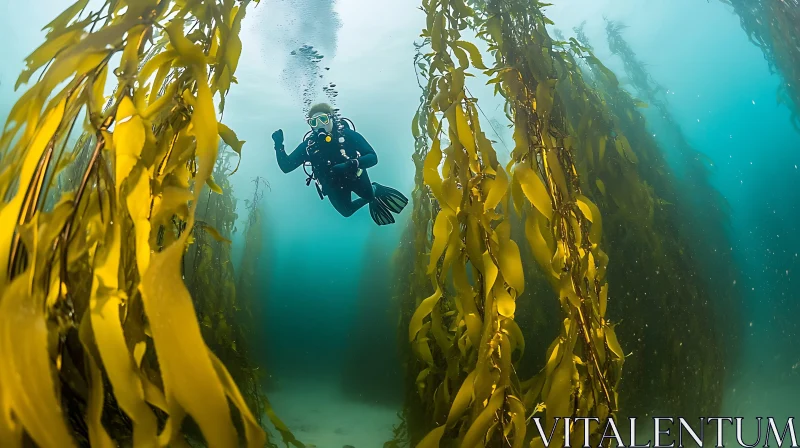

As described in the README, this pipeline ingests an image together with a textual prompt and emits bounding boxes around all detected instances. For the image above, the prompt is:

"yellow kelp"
[409,0,529,445]
[474,1,623,446]
[188,150,268,436]
[0,0,284,446]
[578,24,735,424]
[405,0,625,446]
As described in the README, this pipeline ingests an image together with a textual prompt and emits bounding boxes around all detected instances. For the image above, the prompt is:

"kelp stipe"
[0,0,297,446]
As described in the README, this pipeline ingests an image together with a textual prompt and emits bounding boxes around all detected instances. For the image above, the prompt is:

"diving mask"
[307,113,330,128]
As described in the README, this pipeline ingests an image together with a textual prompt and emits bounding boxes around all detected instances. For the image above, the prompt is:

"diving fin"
[369,182,409,226]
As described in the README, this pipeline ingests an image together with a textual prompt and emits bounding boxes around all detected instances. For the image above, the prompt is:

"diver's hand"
[331,159,359,176]
[272,129,284,149]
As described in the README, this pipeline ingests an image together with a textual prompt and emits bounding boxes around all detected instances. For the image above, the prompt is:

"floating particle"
[752,100,756,104]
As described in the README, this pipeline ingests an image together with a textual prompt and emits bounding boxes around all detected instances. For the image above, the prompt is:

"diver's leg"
[327,183,369,217]
[351,171,376,201]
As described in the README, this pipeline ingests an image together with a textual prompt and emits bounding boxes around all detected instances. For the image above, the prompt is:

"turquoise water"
[1,0,798,445]
[253,0,800,440]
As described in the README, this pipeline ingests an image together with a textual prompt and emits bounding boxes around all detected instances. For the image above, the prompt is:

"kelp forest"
[393,0,743,445]
[0,0,774,446]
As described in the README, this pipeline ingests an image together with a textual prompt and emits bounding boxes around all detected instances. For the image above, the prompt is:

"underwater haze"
[1,0,798,446]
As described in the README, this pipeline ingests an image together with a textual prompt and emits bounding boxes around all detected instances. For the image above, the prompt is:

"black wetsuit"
[276,126,378,217]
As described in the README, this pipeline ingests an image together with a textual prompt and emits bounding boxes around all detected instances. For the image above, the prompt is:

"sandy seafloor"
[265,378,401,448]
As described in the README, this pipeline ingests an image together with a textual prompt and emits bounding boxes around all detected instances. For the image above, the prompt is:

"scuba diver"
[271,103,408,225]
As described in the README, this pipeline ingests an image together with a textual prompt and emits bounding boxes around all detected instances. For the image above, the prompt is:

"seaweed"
[0,1,746,447]
[398,0,741,446]
[0,0,297,446]
[186,147,268,440]
[399,0,623,445]
[592,20,743,422]
[476,2,624,446]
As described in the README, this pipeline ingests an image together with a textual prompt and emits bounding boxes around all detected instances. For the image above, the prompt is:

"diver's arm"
[349,130,378,169]
[273,130,307,173]
[276,142,307,173]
